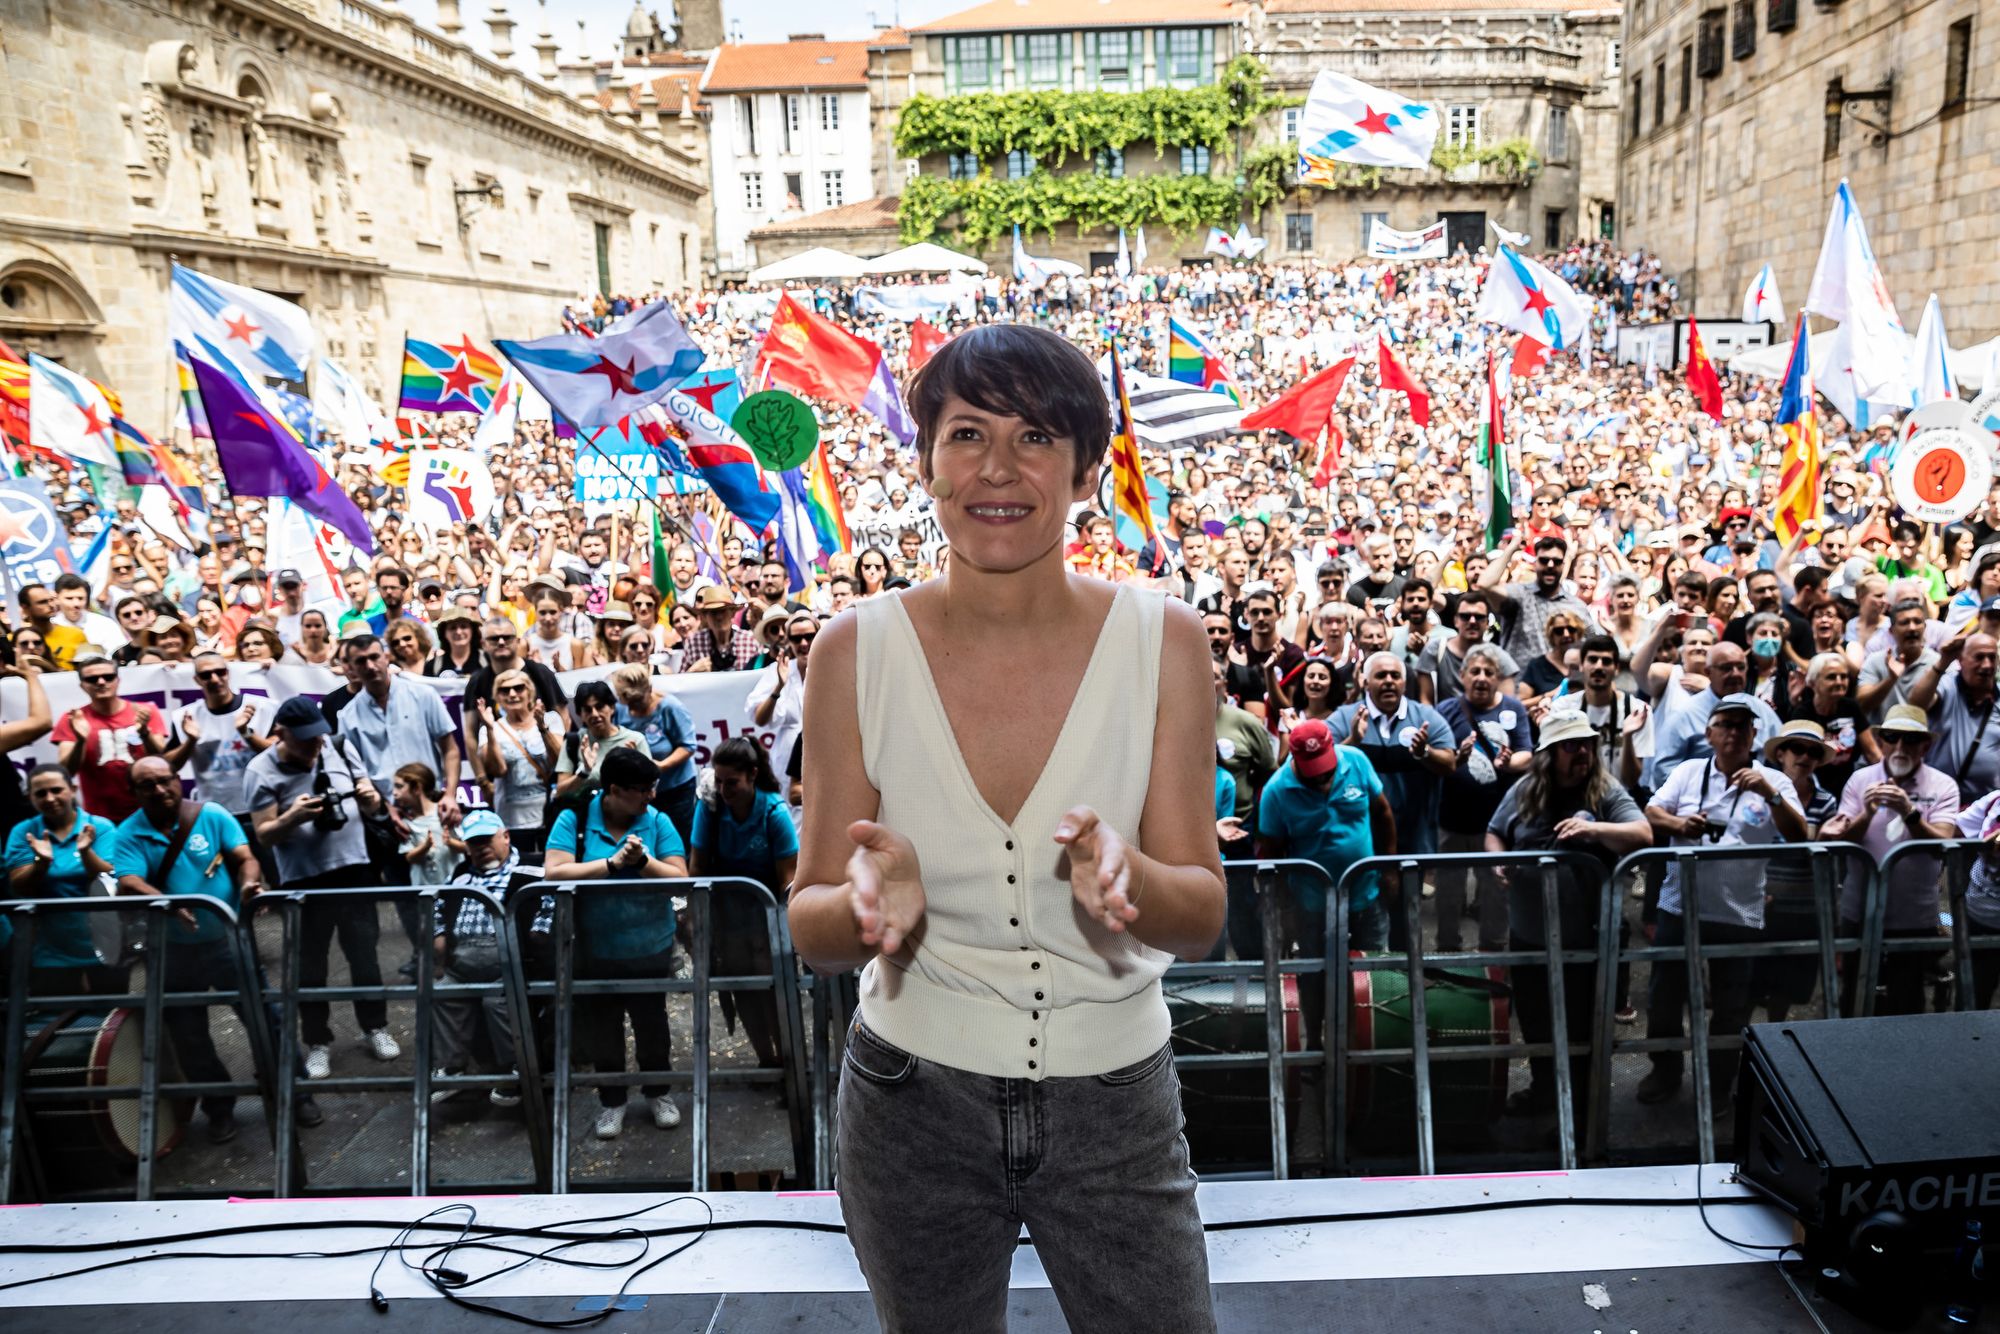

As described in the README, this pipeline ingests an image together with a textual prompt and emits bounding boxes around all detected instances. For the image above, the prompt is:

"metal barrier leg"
[551,893,575,1194]
[499,904,553,1193]
[1326,873,1351,1174]
[1810,850,1842,1019]
[810,973,833,1190]
[1586,864,1622,1168]
[275,899,304,1198]
[1537,860,1577,1172]
[1948,851,1978,1014]
[1399,862,1436,1177]
[689,885,712,1191]
[411,890,436,1198]
[1255,865,1288,1180]
[134,908,170,1202]
[768,909,812,1187]
[1680,893,1716,1167]
[0,919,35,1202]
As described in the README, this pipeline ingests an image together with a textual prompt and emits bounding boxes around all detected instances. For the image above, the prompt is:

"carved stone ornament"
[139,85,172,176]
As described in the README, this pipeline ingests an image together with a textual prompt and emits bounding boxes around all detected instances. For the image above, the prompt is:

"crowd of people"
[3,234,1998,1151]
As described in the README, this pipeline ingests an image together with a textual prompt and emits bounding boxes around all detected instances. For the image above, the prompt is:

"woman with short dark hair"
[790,323,1225,1331]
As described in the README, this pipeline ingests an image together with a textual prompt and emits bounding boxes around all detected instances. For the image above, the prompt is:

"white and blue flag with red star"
[1474,246,1595,353]
[495,300,704,429]
[169,263,313,383]
[1296,70,1439,178]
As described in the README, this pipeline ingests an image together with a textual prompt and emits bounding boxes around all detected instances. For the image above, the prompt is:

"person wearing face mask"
[1819,704,1960,1017]
[1640,695,1807,1111]
[1644,641,1781,794]
[1741,612,1795,710]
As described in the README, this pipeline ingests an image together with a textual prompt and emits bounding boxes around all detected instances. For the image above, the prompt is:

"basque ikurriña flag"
[1296,69,1439,179]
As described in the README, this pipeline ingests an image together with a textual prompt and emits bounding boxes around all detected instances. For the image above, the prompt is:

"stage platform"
[0,1166,1890,1331]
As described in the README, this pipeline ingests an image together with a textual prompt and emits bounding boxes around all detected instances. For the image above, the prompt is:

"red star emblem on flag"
[437,356,484,407]
[1355,105,1394,136]
[583,354,642,397]
[76,401,112,442]
[1520,284,1554,320]
[680,379,730,414]
[441,333,484,364]
[223,312,261,345]
[0,505,31,547]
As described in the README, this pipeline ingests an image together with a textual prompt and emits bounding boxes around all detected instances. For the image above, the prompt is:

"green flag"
[1477,348,1512,550]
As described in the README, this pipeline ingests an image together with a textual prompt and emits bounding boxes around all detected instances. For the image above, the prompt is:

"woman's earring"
[931,477,954,500]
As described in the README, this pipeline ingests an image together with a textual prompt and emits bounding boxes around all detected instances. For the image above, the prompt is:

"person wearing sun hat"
[1256,716,1396,1050]
[1751,720,1842,1023]
[1819,704,1961,1017]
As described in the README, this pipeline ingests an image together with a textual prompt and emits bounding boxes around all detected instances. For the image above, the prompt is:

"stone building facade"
[1616,0,1995,338]
[0,0,708,435]
[1252,0,1622,261]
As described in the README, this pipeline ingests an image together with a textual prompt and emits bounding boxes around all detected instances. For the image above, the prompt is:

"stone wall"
[1618,0,1997,338]
[0,0,707,434]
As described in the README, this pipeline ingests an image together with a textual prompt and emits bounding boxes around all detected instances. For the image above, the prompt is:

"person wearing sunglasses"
[1474,533,1600,663]
[52,656,168,822]
[161,652,274,852]
[1819,704,1962,1017]
[1641,694,1808,1112]
[749,612,818,815]
[1484,710,1651,1121]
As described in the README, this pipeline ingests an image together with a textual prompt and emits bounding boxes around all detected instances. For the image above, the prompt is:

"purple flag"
[189,355,375,553]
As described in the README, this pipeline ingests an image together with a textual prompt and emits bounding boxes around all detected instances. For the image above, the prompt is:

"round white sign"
[1890,426,1994,524]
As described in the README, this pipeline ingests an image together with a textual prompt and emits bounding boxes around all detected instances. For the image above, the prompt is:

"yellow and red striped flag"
[1106,336,1157,547]
[1772,311,1823,543]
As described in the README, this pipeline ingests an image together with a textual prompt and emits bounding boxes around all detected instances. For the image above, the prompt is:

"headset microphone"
[931,477,953,500]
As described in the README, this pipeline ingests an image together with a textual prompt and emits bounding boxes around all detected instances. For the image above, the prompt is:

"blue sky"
[402,0,964,65]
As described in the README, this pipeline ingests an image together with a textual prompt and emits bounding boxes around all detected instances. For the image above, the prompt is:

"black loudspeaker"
[1735,1012,2000,1325]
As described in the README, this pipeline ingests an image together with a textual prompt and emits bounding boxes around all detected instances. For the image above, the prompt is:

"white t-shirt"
[1650,757,1803,929]
[176,695,274,815]
[488,719,552,832]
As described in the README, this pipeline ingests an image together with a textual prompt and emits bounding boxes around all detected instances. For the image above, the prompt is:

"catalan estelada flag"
[400,333,504,414]
[1107,337,1157,547]
[1167,318,1241,404]
[1772,311,1822,544]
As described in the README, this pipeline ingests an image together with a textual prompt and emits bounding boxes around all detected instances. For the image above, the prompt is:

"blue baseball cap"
[458,810,505,840]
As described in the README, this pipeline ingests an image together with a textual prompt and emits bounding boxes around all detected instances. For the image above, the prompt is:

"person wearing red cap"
[1255,716,1396,1050]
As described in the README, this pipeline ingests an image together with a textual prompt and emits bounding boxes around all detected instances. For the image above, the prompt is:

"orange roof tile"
[1268,0,1606,10]
[703,39,871,91]
[749,195,901,236]
[597,70,708,115]
[912,0,1236,32]
[869,25,911,47]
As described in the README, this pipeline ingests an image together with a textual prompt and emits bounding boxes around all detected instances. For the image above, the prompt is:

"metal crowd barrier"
[7,841,1999,1202]
[1593,843,1870,1166]
[0,894,284,1203]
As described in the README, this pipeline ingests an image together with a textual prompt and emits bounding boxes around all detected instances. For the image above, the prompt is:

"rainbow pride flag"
[803,436,849,555]
[1167,317,1241,404]
[399,334,504,414]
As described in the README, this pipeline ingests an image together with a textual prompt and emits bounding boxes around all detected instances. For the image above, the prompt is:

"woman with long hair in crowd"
[234,624,284,668]
[285,609,337,666]
[478,667,561,857]
[855,547,892,599]
[791,323,1224,1331]
[386,619,433,675]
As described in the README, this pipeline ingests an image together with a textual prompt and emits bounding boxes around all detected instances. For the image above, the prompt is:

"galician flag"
[1296,69,1439,179]
[1912,293,1957,406]
[1805,179,1913,407]
[1475,348,1512,550]
[495,300,704,428]
[1741,263,1784,325]
[170,263,313,383]
[1474,246,1594,351]
[26,354,120,470]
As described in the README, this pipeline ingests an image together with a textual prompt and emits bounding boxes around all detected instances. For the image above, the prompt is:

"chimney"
[533,5,561,79]
[436,0,463,37]
[787,33,827,42]
[487,1,516,61]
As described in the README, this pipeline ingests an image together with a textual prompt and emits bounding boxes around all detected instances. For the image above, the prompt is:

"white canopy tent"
[862,242,990,275]
[1729,329,2000,393]
[745,247,870,283]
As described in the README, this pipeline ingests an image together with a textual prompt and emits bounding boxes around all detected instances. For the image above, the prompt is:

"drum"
[1350,965,1511,1150]
[1166,973,1302,1170]
[20,1007,186,1195]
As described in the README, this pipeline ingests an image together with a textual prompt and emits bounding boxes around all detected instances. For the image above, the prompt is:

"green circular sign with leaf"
[731,390,819,472]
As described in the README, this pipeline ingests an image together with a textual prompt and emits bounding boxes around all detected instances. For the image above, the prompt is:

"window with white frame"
[1548,104,1570,160]
[822,170,844,209]
[1607,40,1622,75]
[1283,106,1301,142]
[1179,145,1211,175]
[1017,32,1066,89]
[1445,104,1482,149]
[781,94,801,153]
[819,94,840,133]
[1360,211,1387,250]
[742,172,763,210]
[737,96,758,155]
[1086,30,1133,88]
[947,35,1001,92]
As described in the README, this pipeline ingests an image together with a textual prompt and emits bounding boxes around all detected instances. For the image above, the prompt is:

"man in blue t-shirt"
[1257,719,1396,1051]
[544,746,687,1142]
[112,756,322,1143]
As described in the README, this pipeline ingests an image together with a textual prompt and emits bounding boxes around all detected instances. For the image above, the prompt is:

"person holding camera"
[244,696,402,1079]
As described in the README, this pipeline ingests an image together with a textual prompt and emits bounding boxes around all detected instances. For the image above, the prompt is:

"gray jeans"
[432,937,517,1074]
[837,1017,1216,1334]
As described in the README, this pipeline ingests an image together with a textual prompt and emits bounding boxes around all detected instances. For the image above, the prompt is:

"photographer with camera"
[245,697,402,1080]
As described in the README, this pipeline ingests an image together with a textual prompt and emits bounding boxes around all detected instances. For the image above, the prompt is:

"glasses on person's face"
[1710,716,1753,734]
[1535,556,1565,568]
[487,633,517,647]
[789,632,817,646]
[195,667,229,682]
[1880,732,1927,750]
[499,685,528,696]
[81,673,116,687]
[1455,610,1485,623]
[110,563,134,575]
[1775,744,1819,762]
[1554,739,1593,756]
[1549,625,1579,639]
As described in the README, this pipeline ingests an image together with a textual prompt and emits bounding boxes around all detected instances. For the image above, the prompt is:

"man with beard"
[1344,534,1406,617]
[1434,644,1533,954]
[1819,705,1960,1016]
[1477,534,1600,661]
[1198,545,1252,639]
[1225,587,1307,720]
[1856,598,1939,725]
[1168,530,1222,606]
[1415,589,1520,705]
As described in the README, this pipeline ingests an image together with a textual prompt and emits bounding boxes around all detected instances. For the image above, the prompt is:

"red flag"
[1312,420,1347,487]
[1684,315,1725,423]
[1511,334,1551,380]
[754,292,882,406]
[1240,358,1354,444]
[909,319,946,371]
[1375,335,1431,427]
